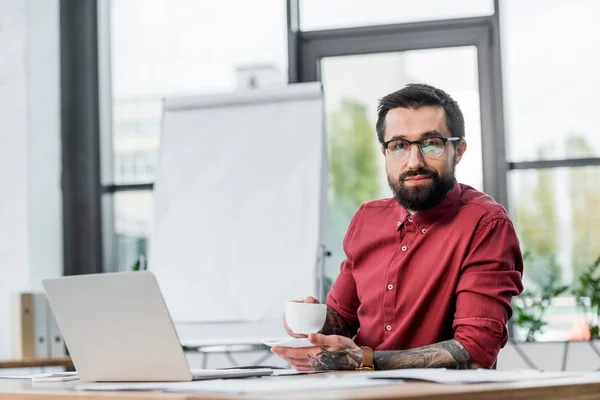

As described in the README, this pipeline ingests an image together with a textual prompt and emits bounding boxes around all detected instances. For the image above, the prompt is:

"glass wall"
[102,0,600,341]
[501,0,600,161]
[300,0,493,31]
[320,46,483,284]
[501,0,600,340]
[108,0,287,270]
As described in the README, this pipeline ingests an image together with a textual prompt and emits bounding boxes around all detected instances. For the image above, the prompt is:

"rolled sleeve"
[325,207,363,331]
[453,217,524,369]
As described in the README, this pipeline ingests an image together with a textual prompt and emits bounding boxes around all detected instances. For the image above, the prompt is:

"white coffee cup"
[285,302,327,334]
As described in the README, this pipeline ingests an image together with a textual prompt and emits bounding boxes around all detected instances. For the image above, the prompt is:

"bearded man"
[272,83,524,371]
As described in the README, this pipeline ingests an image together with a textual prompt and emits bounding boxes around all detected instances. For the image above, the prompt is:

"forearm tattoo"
[374,339,481,370]
[319,306,357,338]
[309,347,363,371]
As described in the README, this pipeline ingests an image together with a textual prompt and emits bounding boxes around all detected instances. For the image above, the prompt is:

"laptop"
[43,271,273,382]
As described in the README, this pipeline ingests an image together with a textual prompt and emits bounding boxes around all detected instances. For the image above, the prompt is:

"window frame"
[60,0,600,281]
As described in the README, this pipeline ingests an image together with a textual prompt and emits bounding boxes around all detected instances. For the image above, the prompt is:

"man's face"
[381,106,466,212]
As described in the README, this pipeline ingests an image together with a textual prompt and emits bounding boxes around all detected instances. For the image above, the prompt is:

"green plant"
[323,276,334,299]
[512,252,568,342]
[572,256,600,339]
[131,254,146,271]
[327,98,382,287]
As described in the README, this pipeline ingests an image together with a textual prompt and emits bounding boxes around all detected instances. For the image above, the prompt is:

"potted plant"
[512,253,569,342]
[501,253,569,370]
[572,256,600,340]
[502,254,600,371]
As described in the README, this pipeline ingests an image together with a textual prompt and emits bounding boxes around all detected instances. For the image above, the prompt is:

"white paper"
[262,338,314,348]
[77,376,395,394]
[32,375,80,383]
[150,83,326,324]
[270,369,324,376]
[365,368,584,384]
[0,372,78,381]
[189,368,273,380]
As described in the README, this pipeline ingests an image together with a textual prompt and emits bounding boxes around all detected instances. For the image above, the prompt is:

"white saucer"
[262,338,315,348]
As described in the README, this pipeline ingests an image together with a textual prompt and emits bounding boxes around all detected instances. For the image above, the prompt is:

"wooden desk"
[2,372,600,400]
[0,358,73,369]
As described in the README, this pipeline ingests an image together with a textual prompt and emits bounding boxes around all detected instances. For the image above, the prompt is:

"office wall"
[0,0,62,359]
[0,0,29,361]
[25,0,62,290]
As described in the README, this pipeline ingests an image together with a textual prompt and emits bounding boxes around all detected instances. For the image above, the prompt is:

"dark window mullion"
[509,158,600,170]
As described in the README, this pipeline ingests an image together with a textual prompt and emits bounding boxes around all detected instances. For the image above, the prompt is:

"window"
[300,0,494,31]
[320,47,484,284]
[501,0,600,341]
[113,191,153,271]
[501,0,600,161]
[101,0,600,343]
[509,166,600,341]
[107,0,287,270]
[510,167,600,288]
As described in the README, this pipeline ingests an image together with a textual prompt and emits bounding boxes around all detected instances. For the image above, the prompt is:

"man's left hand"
[271,333,363,371]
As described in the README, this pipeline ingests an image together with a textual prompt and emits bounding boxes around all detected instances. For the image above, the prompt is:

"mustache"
[399,168,439,182]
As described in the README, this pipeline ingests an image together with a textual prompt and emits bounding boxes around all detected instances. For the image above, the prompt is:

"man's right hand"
[283,296,320,338]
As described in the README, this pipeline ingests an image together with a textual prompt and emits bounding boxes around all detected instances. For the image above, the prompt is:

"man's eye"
[391,141,409,151]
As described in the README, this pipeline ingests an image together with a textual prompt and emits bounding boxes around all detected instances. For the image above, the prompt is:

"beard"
[388,166,456,212]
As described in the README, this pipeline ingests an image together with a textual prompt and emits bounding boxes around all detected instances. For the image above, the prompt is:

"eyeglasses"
[382,136,461,161]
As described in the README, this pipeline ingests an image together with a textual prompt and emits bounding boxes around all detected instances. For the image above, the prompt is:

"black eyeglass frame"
[382,136,462,159]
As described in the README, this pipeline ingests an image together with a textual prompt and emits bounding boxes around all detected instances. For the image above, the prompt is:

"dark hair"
[375,83,465,144]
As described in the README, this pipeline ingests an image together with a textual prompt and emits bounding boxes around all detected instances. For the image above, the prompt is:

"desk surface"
[0,358,73,369]
[2,372,600,400]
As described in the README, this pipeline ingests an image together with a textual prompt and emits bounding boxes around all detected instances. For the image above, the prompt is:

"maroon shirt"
[326,183,524,368]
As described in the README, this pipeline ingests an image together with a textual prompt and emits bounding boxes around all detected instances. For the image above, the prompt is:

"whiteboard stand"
[316,244,332,302]
[150,83,327,366]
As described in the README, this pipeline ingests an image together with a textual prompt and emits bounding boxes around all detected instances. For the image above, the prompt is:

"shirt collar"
[396,182,462,231]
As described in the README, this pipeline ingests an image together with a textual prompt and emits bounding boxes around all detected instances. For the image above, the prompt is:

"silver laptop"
[43,271,272,382]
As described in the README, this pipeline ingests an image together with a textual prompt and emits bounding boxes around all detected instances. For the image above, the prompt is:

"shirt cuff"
[325,292,359,329]
[453,317,506,369]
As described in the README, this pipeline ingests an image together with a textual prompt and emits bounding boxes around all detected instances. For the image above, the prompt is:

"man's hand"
[283,297,358,339]
[282,296,320,338]
[271,333,363,371]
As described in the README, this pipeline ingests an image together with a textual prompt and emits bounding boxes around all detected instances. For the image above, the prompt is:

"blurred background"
[109,0,600,343]
[1,0,600,362]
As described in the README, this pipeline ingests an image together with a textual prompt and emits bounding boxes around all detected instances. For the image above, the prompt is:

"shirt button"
[408,217,413,222]
[401,246,407,251]
[386,325,392,331]
[387,284,393,290]
[397,221,401,227]
[422,228,427,234]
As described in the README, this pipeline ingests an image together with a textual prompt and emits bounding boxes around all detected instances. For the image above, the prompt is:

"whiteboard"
[149,83,326,323]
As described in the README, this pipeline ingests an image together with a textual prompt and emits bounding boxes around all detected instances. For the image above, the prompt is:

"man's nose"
[406,144,425,170]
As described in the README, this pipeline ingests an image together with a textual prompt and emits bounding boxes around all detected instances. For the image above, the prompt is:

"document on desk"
[270,369,324,376]
[365,368,584,384]
[0,372,78,381]
[77,376,397,395]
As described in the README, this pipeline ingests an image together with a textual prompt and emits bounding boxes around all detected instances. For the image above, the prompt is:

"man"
[272,83,524,371]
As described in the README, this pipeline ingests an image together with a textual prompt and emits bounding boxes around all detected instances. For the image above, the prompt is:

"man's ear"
[381,145,386,157]
[454,139,467,165]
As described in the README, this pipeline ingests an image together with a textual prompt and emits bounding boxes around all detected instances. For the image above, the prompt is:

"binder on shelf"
[12,293,35,359]
[32,293,49,359]
[12,292,50,360]
[47,302,66,358]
